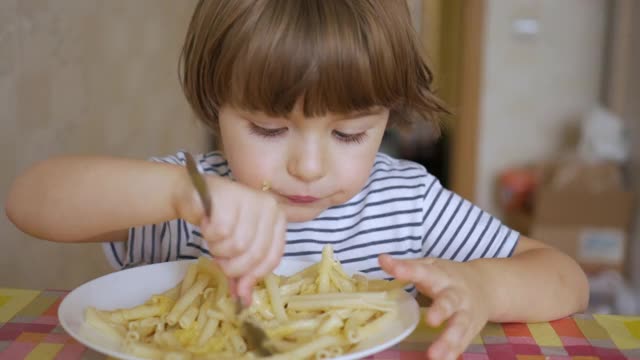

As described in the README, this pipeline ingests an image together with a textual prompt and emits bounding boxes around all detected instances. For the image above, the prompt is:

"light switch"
[512,18,540,37]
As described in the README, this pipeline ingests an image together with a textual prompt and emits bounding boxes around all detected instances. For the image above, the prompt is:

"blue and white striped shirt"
[103,151,520,289]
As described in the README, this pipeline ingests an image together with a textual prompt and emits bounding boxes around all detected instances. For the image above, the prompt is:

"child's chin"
[284,206,325,223]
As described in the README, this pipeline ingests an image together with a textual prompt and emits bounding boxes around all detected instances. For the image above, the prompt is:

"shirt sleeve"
[420,176,520,261]
[102,151,212,270]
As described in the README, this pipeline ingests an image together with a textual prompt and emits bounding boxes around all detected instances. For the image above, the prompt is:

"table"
[1,288,639,359]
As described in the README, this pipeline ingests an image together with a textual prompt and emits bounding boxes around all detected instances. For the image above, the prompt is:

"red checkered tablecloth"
[1,288,639,359]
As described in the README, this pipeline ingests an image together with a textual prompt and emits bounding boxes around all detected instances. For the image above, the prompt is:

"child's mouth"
[285,195,319,204]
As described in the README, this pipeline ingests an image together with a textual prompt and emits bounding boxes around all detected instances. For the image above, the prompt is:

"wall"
[614,1,640,289]
[475,0,608,215]
[0,0,207,289]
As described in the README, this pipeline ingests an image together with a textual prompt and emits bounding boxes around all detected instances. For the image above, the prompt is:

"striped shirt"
[103,151,519,292]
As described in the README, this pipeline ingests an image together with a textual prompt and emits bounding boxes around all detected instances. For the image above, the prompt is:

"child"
[5,1,589,359]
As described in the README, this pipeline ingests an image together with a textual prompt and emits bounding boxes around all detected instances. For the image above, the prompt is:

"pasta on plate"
[84,245,407,360]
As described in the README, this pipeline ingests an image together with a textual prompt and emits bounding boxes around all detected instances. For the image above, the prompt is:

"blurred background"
[1,0,638,314]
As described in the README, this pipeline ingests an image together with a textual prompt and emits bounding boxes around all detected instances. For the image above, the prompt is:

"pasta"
[85,245,407,359]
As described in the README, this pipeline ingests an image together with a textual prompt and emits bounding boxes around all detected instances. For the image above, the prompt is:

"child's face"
[218,100,389,223]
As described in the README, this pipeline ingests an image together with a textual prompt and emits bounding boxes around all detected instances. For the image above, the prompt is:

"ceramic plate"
[59,259,420,360]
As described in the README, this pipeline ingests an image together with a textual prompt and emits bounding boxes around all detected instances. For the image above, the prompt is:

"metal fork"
[184,152,274,356]
[235,298,274,356]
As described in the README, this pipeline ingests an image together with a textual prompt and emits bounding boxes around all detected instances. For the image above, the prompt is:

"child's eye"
[249,123,288,138]
[333,130,367,144]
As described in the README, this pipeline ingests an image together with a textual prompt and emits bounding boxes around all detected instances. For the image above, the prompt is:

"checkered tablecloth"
[1,288,639,359]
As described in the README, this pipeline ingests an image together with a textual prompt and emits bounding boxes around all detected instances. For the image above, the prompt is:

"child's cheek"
[228,150,279,190]
[333,151,375,196]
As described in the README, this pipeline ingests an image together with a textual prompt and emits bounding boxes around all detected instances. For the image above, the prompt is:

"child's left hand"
[379,255,491,360]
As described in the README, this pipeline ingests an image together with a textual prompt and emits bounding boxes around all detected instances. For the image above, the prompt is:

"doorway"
[381,0,485,201]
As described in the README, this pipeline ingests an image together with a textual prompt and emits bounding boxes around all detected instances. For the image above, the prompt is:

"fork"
[183,152,274,356]
[235,298,275,356]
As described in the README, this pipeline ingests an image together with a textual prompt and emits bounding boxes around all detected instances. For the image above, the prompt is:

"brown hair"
[179,0,448,136]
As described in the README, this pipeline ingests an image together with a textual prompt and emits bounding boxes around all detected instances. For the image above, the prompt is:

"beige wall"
[0,0,207,289]
[608,0,640,289]
[475,0,608,215]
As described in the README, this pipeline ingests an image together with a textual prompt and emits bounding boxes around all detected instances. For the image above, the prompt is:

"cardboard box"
[528,161,634,274]
[503,210,533,236]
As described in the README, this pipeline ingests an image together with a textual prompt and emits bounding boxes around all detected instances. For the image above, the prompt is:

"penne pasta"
[317,246,333,293]
[265,273,288,322]
[178,303,199,329]
[317,313,344,335]
[123,339,165,359]
[180,263,199,296]
[266,317,322,338]
[166,274,209,325]
[197,317,219,346]
[267,335,343,360]
[85,245,403,359]
[108,303,170,323]
[229,333,247,354]
[286,292,394,312]
[85,307,125,342]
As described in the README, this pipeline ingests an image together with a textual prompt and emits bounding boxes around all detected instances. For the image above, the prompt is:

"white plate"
[59,259,420,360]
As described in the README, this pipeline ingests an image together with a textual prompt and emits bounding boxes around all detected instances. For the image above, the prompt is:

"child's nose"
[287,144,326,183]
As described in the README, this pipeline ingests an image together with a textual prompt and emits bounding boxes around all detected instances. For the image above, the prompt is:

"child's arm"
[5,156,186,243]
[5,155,287,302]
[380,237,588,360]
[471,237,589,321]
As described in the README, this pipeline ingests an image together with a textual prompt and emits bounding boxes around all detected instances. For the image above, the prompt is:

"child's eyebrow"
[335,107,385,121]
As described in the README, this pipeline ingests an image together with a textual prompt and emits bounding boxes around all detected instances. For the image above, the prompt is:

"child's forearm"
[5,156,185,243]
[470,246,589,322]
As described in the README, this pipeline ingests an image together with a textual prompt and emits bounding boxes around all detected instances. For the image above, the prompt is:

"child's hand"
[379,255,490,360]
[176,175,287,303]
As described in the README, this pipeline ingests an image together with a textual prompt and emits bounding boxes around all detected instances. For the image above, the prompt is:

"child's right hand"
[174,175,287,303]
